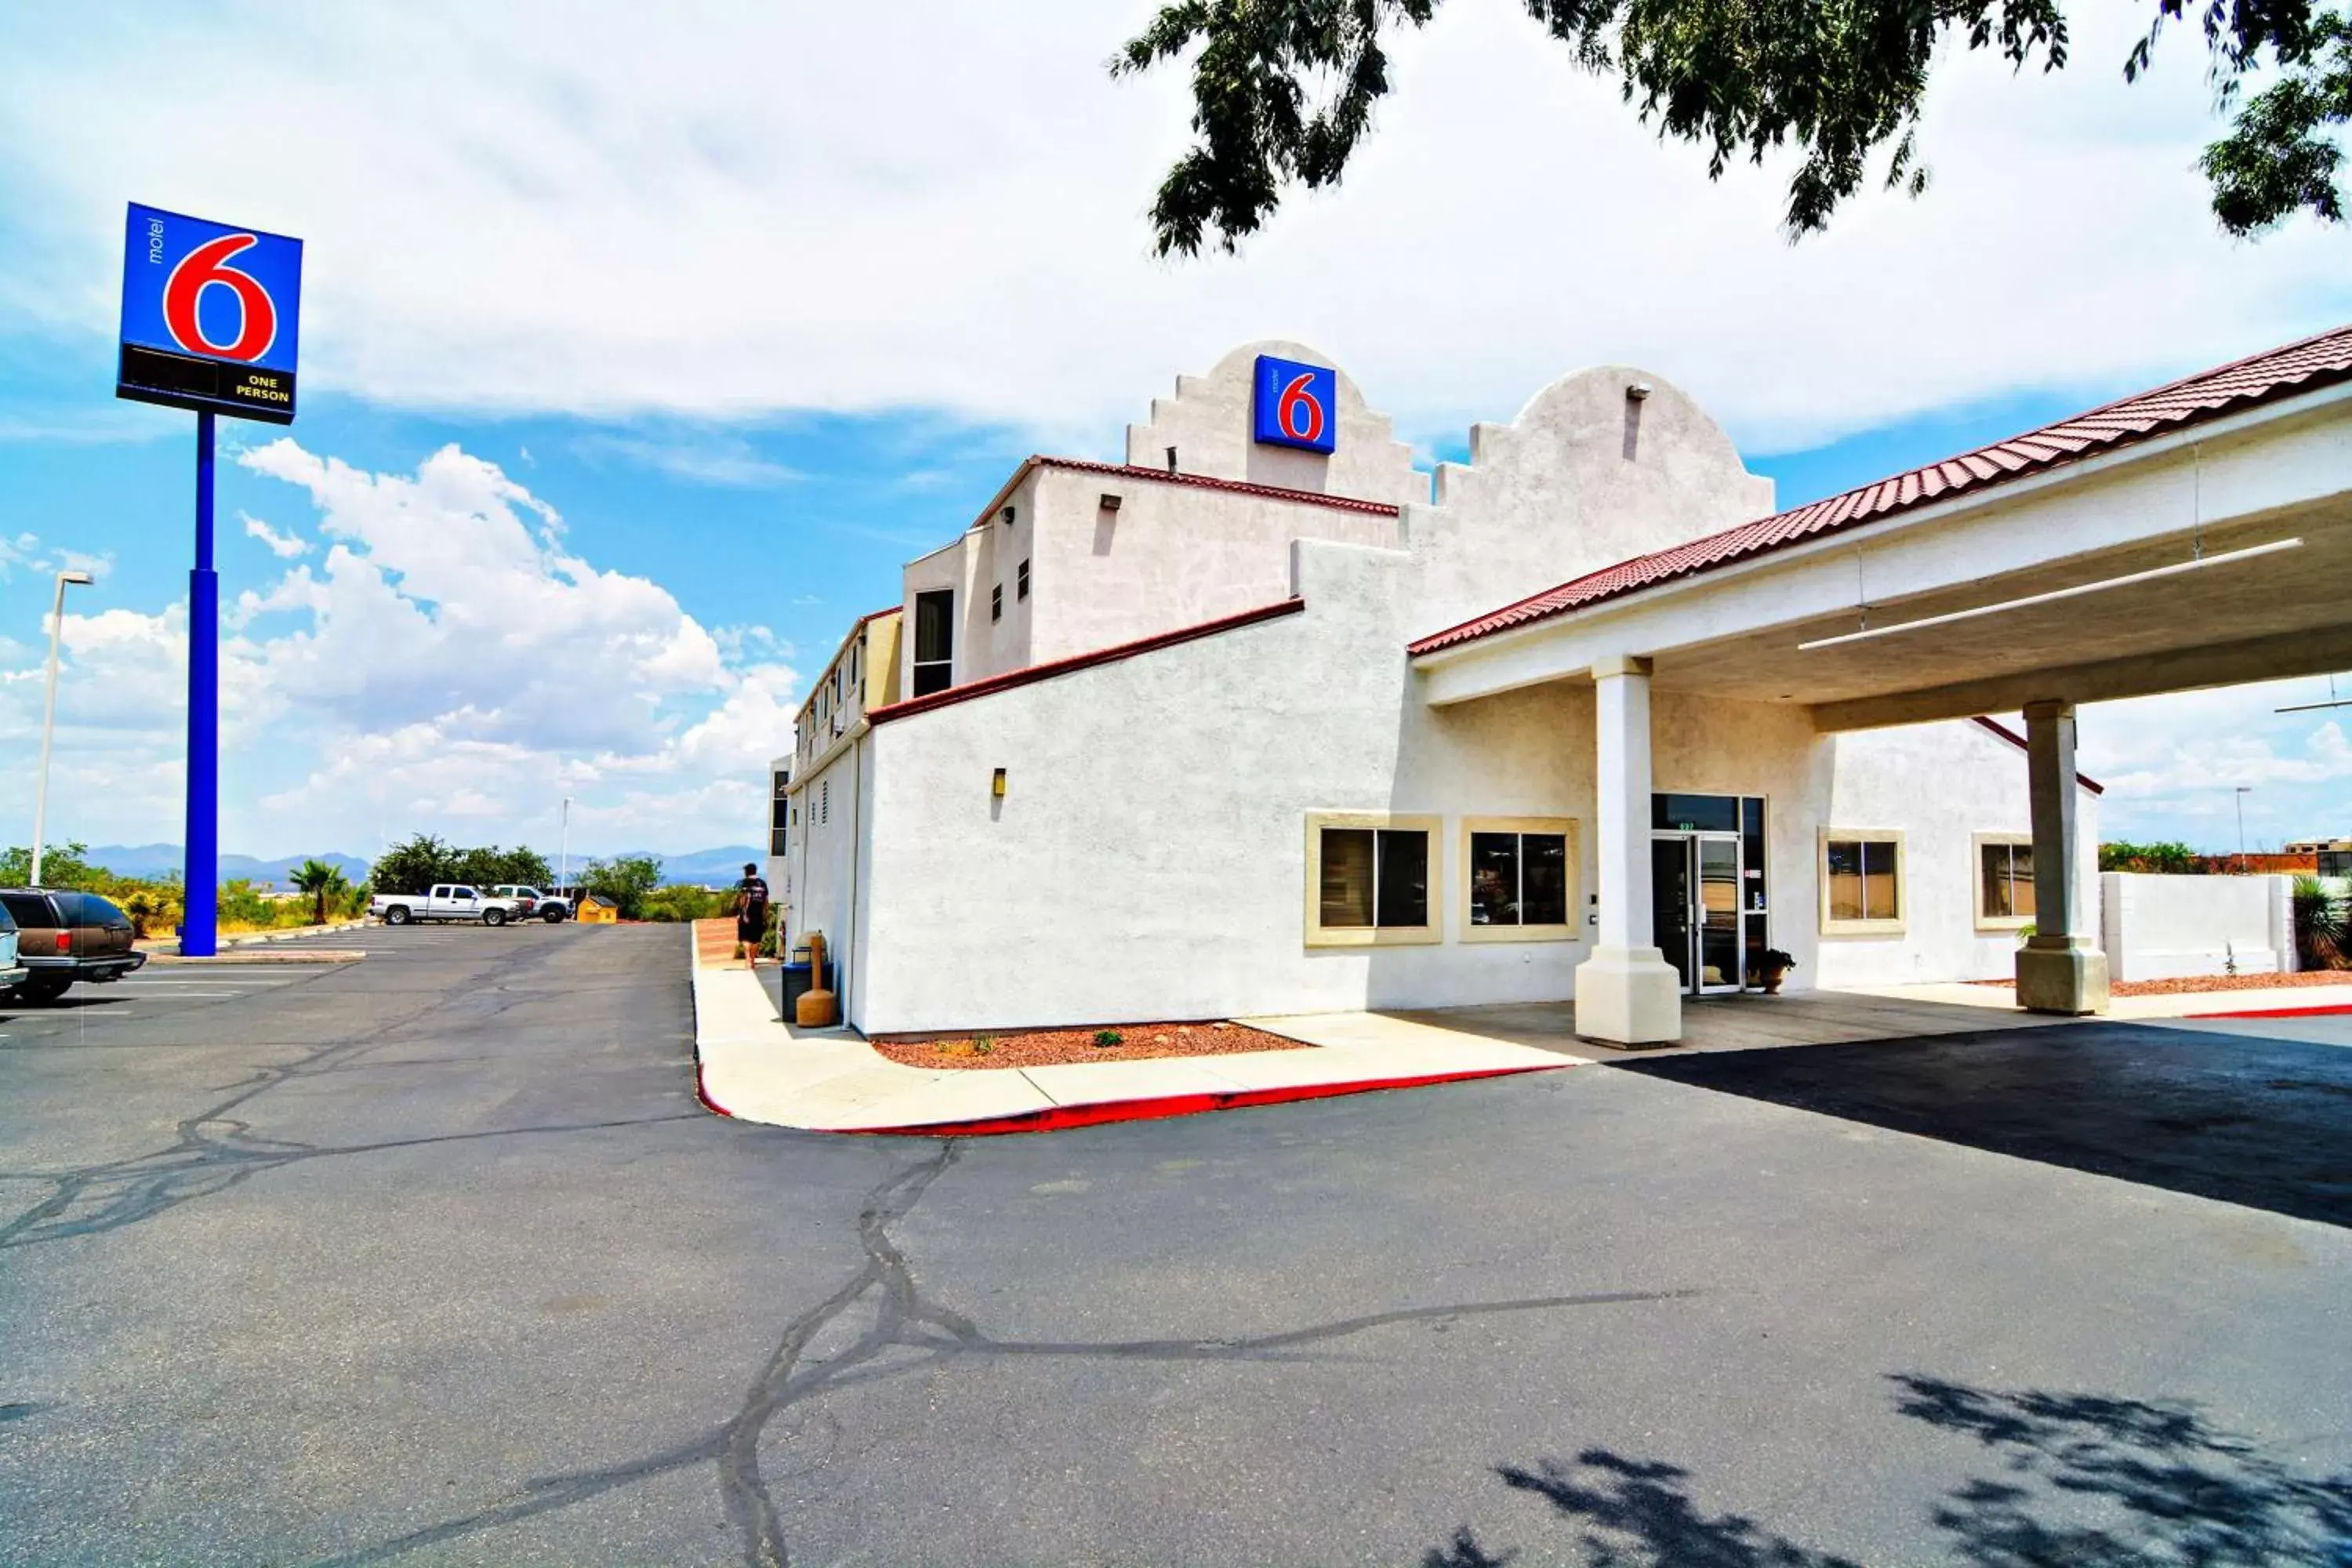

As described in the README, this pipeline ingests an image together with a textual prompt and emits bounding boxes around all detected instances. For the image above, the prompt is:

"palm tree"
[291,858,350,926]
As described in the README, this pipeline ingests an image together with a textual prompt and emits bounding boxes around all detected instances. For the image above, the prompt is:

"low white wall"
[2100,872,2295,982]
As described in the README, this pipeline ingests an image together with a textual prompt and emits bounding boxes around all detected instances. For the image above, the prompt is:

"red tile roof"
[1410,324,2352,656]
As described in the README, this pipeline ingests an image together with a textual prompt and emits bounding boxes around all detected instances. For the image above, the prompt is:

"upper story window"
[991,584,1004,622]
[913,590,954,697]
[1018,559,1030,600]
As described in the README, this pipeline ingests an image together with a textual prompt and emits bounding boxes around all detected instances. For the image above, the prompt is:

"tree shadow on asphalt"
[1426,1374,2352,1566]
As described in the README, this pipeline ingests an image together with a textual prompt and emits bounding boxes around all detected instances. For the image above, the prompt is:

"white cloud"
[2080,680,2352,850]
[241,511,310,558]
[0,2,2342,456]
[0,445,797,856]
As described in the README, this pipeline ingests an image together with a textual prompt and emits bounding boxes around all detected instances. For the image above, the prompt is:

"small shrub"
[973,1034,996,1056]
[1093,1029,1123,1048]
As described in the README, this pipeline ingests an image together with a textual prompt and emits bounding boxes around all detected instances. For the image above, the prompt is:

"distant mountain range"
[79,844,765,887]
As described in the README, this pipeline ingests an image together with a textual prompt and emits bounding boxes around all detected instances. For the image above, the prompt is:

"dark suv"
[0,890,147,1004]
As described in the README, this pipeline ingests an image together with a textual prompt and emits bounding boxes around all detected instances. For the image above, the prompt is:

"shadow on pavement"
[1427,1374,2352,1566]
[1610,1022,2352,1226]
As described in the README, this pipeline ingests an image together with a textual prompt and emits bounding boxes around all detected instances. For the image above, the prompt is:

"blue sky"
[2,2,2347,862]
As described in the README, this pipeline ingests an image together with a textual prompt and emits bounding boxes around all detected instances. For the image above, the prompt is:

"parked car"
[0,901,26,994]
[492,884,570,923]
[368,884,521,926]
[0,889,147,1004]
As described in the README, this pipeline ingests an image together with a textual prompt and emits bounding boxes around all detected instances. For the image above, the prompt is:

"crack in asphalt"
[321,1139,1700,1568]
[0,939,697,1251]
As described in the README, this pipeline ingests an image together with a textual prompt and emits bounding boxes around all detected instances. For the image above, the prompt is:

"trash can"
[780,959,831,1017]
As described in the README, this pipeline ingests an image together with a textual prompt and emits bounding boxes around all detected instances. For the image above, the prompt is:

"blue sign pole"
[183,411,219,957]
[115,203,301,959]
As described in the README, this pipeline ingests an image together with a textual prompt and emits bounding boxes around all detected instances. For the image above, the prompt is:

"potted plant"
[1755,949,1797,995]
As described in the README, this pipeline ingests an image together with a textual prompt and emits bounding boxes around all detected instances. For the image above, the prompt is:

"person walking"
[735,861,771,965]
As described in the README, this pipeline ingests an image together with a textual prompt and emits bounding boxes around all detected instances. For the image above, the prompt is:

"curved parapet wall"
[1406,365,1777,640]
[1125,339,1426,508]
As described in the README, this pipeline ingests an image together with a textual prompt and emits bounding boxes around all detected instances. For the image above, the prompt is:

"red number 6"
[1278,373,1327,444]
[163,234,278,362]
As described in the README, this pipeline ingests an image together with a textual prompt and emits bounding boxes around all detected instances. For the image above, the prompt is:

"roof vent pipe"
[1166,445,1178,474]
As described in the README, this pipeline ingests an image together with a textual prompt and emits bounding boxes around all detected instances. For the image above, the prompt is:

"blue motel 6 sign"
[114,201,303,958]
[1250,354,1337,454]
[117,202,303,424]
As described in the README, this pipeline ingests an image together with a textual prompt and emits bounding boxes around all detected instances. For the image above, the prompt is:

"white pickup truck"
[370,884,522,927]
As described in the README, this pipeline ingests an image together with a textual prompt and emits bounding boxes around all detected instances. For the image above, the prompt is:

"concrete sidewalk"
[686,935,1570,1134]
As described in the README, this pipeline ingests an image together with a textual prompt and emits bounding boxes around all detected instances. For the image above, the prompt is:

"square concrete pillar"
[2015,699,2110,1014]
[1575,655,1682,1045]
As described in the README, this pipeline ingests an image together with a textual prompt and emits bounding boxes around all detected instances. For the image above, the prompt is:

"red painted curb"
[2184,1002,2352,1019]
[695,1059,736,1119]
[836,1063,1563,1138]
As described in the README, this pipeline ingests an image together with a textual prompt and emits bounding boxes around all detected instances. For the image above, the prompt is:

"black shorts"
[738,908,768,942]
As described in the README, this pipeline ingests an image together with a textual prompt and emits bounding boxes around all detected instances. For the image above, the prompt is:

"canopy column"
[1574,655,1682,1044]
[2015,698,2111,1014]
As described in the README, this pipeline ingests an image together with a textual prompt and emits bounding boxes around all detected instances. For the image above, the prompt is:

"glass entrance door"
[1650,832,1745,995]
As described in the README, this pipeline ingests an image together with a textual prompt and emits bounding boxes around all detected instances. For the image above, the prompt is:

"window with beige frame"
[1819,829,1905,935]
[1973,833,2036,931]
[1305,812,1441,947]
[1458,816,1578,942]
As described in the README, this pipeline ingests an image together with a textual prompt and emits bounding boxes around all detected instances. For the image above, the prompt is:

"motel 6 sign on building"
[117,202,303,423]
[1251,354,1337,454]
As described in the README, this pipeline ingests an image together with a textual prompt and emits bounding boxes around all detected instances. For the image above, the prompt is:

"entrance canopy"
[1408,325,2352,1041]
[1410,326,2352,729]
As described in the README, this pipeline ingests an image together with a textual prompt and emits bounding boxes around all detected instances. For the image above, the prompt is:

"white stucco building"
[774,328,2352,1041]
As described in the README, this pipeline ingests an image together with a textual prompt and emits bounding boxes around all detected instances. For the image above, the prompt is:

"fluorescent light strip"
[1798,539,2304,652]
[2274,697,2352,713]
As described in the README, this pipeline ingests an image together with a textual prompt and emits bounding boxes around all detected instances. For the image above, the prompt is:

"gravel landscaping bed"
[1969,969,2352,996]
[871,1021,1299,1070]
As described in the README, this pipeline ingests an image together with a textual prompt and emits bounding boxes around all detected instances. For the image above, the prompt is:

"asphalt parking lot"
[2,927,2347,1566]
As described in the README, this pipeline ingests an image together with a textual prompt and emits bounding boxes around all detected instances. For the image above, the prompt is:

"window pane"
[2009,844,2034,918]
[1982,844,2012,919]
[1320,829,1376,928]
[1862,840,1899,920]
[1376,830,1429,928]
[1827,841,1864,921]
[914,590,953,663]
[1523,834,1570,924]
[1653,793,1739,832]
[1469,833,1519,925]
[1742,799,1767,912]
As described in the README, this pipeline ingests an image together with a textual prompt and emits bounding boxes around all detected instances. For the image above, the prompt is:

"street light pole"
[2234,786,2252,871]
[31,569,96,888]
[558,797,571,895]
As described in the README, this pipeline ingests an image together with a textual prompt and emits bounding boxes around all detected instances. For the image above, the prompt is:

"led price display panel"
[117,202,303,424]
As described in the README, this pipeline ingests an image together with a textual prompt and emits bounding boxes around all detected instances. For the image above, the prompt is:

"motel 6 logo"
[117,202,304,423]
[162,232,282,361]
[1251,354,1338,455]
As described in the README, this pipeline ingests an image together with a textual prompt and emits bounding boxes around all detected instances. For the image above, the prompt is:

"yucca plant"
[2291,876,2349,970]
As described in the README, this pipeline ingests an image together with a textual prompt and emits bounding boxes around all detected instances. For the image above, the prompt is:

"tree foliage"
[1113,0,2347,252]
[579,855,664,920]
[370,835,553,895]
[2099,839,2202,873]
[289,858,351,925]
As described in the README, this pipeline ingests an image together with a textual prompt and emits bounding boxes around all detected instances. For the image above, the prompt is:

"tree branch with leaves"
[1112,0,2347,252]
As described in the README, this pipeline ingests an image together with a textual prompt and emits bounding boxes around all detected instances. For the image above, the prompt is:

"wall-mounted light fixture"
[1165,445,1178,474]
[1099,492,1122,512]
[1627,382,1653,401]
[999,506,1016,527]
[991,768,1007,797]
